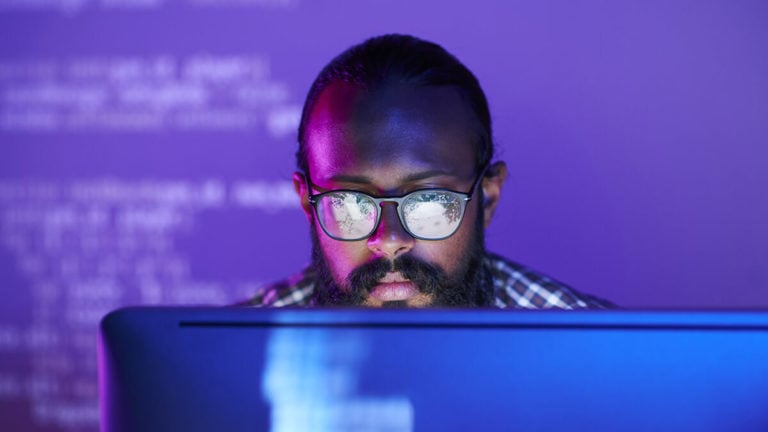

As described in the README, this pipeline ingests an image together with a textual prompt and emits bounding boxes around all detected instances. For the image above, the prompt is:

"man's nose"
[366,202,414,258]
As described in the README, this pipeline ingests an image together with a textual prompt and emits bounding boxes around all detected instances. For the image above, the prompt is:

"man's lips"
[378,271,408,283]
[369,272,418,301]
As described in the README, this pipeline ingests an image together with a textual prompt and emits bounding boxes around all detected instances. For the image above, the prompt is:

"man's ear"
[293,171,313,223]
[481,161,508,228]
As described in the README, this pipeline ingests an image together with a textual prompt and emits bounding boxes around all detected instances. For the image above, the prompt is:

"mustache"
[347,254,443,296]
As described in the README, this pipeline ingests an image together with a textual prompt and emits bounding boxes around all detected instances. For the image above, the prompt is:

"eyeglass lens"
[317,192,378,239]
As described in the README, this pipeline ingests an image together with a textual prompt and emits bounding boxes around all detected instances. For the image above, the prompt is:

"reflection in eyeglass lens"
[323,193,376,238]
[403,192,462,238]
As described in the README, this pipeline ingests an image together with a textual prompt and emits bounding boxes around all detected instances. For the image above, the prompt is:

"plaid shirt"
[243,252,613,309]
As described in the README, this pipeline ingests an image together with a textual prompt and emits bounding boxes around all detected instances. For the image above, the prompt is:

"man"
[246,34,611,308]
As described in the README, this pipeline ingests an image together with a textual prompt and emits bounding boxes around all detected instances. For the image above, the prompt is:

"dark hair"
[296,34,494,174]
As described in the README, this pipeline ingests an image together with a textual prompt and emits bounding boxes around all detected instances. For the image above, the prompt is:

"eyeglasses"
[305,167,487,241]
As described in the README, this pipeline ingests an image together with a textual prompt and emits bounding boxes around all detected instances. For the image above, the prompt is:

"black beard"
[309,205,493,307]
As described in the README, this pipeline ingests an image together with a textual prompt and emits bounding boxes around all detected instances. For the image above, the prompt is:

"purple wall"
[2,1,767,430]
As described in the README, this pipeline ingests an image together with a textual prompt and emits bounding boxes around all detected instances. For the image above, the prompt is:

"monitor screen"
[99,308,768,432]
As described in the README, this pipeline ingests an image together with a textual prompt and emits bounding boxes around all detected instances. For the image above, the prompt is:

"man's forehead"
[305,81,479,182]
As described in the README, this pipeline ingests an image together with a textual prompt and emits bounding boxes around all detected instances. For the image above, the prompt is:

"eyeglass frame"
[304,165,489,241]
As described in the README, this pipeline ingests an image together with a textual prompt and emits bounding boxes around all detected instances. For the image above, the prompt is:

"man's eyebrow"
[328,170,460,184]
[327,174,373,184]
[401,170,461,182]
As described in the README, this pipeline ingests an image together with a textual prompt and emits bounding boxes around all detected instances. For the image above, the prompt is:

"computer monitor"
[99,307,768,432]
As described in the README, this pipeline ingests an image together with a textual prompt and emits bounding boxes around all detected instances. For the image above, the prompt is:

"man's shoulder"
[484,252,613,309]
[240,267,316,307]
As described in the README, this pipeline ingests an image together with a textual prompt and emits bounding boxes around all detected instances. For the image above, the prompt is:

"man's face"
[296,81,505,307]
